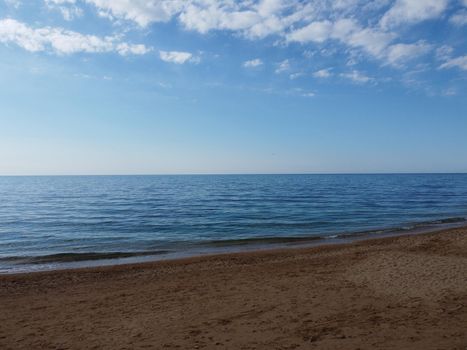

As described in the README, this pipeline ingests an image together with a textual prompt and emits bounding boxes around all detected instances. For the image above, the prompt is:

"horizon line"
[1,172,467,177]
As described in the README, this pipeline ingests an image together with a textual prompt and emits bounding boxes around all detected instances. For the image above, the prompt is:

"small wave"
[0,250,170,264]
[335,216,467,239]
[414,217,466,226]
[202,235,323,247]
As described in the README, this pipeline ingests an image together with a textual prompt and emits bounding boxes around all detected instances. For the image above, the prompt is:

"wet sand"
[1,227,467,349]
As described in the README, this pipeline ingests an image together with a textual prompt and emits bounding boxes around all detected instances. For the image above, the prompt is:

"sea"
[1,174,466,273]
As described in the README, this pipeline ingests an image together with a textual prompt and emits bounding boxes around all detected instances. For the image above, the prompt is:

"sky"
[0,0,466,175]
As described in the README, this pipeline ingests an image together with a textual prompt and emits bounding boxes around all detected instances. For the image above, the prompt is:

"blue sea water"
[0,174,466,273]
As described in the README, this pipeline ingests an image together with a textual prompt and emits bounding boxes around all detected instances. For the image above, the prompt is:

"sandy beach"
[1,227,467,350]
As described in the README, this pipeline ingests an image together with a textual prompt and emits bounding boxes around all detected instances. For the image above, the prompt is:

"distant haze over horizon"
[1,0,466,175]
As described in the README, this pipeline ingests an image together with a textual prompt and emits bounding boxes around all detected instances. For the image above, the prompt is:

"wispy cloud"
[313,68,332,78]
[0,18,150,55]
[340,70,372,84]
[243,58,263,68]
[159,50,199,64]
[286,18,396,62]
[440,55,467,71]
[275,59,290,73]
[85,0,183,27]
[384,41,432,67]
[45,0,83,21]
[442,87,457,96]
[450,10,467,26]
[379,0,449,29]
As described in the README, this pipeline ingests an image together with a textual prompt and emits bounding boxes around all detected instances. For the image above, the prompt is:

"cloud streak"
[243,58,263,68]
[159,50,198,64]
[0,18,150,55]
[380,0,449,29]
[340,70,372,84]
[313,69,332,78]
[85,0,184,27]
[45,0,83,21]
[385,41,432,67]
[440,56,467,71]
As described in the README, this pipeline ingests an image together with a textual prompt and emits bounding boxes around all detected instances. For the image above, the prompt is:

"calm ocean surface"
[1,174,467,273]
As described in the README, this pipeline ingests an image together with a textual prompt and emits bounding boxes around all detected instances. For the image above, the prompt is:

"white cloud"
[287,18,395,59]
[435,45,454,61]
[0,18,150,55]
[179,3,261,35]
[344,26,395,57]
[440,55,467,71]
[380,0,449,28]
[84,0,316,40]
[450,10,467,26]
[340,70,372,83]
[85,0,298,38]
[275,59,290,73]
[117,43,151,55]
[286,20,332,43]
[313,68,332,78]
[332,0,361,11]
[85,0,185,27]
[243,58,263,68]
[287,17,431,68]
[159,50,197,64]
[177,1,319,39]
[384,41,431,66]
[45,0,83,21]
[60,7,83,20]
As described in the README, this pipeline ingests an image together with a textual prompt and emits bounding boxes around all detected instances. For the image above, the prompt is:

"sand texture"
[1,227,467,349]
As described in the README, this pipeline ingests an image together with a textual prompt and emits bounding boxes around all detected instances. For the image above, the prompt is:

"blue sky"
[0,0,466,175]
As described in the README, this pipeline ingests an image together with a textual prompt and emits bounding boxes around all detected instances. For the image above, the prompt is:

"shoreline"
[2,217,466,275]
[1,226,467,349]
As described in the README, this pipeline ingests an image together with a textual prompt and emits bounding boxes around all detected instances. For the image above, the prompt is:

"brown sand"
[1,227,467,350]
